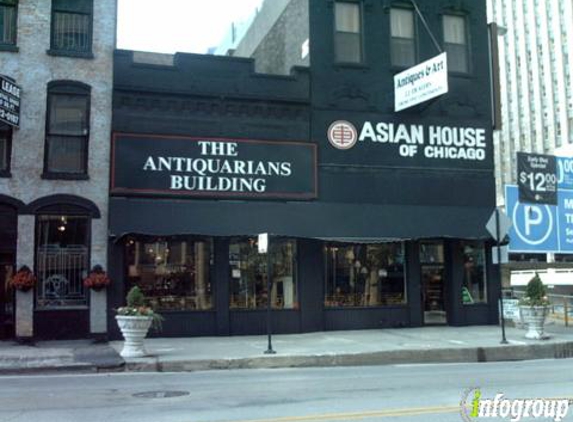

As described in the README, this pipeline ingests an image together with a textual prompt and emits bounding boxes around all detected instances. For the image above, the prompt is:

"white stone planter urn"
[115,315,153,357]
[519,306,549,340]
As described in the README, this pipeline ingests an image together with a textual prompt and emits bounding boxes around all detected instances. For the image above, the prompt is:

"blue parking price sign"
[557,190,573,252]
[557,156,573,190]
[506,185,558,253]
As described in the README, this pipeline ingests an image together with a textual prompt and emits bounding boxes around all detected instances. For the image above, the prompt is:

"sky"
[117,0,264,54]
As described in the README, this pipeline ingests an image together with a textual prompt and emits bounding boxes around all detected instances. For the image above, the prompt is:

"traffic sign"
[486,208,512,241]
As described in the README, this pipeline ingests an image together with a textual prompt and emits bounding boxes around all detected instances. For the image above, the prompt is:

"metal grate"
[52,12,90,52]
[0,4,16,45]
[36,245,88,308]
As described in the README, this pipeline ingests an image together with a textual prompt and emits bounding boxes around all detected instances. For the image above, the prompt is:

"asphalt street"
[0,359,572,422]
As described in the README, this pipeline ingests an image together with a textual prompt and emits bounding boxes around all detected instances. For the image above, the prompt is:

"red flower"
[83,265,111,290]
[9,266,36,292]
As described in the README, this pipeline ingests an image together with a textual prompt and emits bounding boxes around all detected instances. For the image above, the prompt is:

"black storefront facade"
[108,1,497,337]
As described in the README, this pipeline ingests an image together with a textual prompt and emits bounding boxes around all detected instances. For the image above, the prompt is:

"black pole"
[264,236,276,354]
[496,208,508,344]
[409,0,443,54]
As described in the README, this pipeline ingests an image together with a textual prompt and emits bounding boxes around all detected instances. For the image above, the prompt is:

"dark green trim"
[41,172,89,181]
[0,45,18,52]
[46,49,94,59]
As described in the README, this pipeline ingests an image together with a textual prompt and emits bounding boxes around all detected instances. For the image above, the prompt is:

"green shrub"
[117,286,163,331]
[126,286,145,307]
[519,273,550,307]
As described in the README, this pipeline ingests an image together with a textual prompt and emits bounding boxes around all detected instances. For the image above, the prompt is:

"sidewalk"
[1,324,572,375]
[0,339,123,374]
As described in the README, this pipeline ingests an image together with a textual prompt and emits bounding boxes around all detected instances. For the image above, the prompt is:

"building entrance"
[421,265,446,325]
[420,241,447,325]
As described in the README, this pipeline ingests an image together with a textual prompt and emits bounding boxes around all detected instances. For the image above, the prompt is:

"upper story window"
[0,0,17,47]
[0,123,11,175]
[49,0,93,57]
[390,8,416,67]
[334,1,362,64]
[443,14,469,73]
[43,81,90,178]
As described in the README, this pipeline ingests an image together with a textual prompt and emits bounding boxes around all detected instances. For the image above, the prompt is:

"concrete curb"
[122,341,573,373]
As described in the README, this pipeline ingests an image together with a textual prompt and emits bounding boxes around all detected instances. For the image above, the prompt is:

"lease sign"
[0,75,21,128]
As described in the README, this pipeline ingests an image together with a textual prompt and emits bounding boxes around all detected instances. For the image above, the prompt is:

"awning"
[109,197,493,241]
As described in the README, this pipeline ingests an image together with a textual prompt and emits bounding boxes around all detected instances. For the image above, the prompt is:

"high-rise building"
[487,0,573,204]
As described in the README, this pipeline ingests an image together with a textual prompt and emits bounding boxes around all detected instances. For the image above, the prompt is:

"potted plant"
[9,265,36,292]
[116,286,162,358]
[519,273,550,339]
[83,265,111,291]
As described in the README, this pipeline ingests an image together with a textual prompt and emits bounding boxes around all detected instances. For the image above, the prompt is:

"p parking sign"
[506,186,558,252]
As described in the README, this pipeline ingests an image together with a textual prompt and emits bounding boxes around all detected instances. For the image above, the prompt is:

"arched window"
[43,81,91,179]
[29,195,100,309]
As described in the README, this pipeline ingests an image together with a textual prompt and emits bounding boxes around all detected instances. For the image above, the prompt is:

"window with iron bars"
[35,215,90,308]
[0,0,16,46]
[50,0,92,54]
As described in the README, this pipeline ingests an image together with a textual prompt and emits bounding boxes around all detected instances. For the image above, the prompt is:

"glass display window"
[461,241,487,304]
[229,238,297,310]
[324,243,406,308]
[125,237,213,311]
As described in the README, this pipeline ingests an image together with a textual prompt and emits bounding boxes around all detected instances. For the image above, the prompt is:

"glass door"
[421,265,446,324]
[420,241,447,325]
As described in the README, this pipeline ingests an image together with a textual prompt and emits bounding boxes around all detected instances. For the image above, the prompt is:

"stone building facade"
[0,0,116,340]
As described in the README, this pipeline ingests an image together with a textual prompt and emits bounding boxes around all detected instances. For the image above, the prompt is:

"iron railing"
[36,245,88,308]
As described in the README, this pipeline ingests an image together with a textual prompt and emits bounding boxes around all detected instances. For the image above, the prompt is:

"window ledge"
[35,306,89,311]
[46,49,94,59]
[0,170,12,178]
[449,71,473,79]
[41,172,89,181]
[0,44,19,53]
[334,62,369,70]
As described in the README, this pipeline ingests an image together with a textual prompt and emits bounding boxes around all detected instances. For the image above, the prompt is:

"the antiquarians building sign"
[0,75,21,128]
[111,134,317,199]
[394,52,448,112]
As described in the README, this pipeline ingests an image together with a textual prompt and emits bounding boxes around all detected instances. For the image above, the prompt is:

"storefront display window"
[324,243,406,307]
[462,242,487,304]
[36,215,89,308]
[125,237,213,311]
[229,238,297,310]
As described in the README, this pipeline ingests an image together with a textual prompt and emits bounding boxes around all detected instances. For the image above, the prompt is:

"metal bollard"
[565,299,569,328]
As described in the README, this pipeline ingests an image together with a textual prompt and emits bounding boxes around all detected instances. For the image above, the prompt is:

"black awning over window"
[109,197,493,241]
